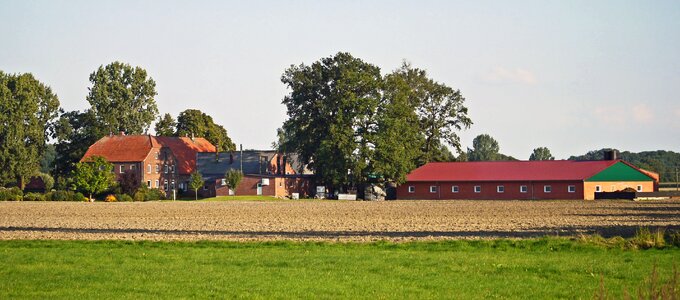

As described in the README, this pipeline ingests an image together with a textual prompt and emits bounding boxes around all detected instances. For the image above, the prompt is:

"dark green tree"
[530,147,555,161]
[225,169,243,195]
[280,52,383,189]
[467,134,500,161]
[189,171,204,200]
[154,113,176,136]
[52,110,105,183]
[175,109,235,152]
[86,61,158,134]
[0,71,60,188]
[71,156,115,200]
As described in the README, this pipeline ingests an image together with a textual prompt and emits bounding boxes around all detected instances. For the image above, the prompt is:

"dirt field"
[1,200,679,241]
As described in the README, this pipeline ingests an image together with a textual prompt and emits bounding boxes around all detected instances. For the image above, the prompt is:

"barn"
[397,159,658,200]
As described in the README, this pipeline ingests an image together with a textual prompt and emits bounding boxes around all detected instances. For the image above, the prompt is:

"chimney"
[603,149,619,161]
[191,132,194,140]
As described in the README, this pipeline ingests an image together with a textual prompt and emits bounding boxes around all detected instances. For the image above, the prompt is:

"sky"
[1,0,679,159]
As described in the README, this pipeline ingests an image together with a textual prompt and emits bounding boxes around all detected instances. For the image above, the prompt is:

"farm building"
[80,132,216,196]
[397,159,659,200]
[196,151,313,198]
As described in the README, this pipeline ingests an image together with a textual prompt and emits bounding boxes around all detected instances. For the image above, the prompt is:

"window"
[497,185,504,193]
[429,186,438,193]
[474,186,481,193]
[637,185,643,192]
[544,185,551,193]
[408,186,415,193]
[221,179,226,186]
[568,185,576,193]
[164,180,168,191]
[164,165,168,174]
[203,185,208,191]
[147,164,151,173]
[130,165,135,171]
[119,165,124,173]
[595,185,601,192]
[171,180,175,190]
[520,185,528,193]
[170,165,175,173]
[155,152,159,159]
[155,164,160,173]
[147,180,151,188]
[155,180,159,188]
[452,186,459,193]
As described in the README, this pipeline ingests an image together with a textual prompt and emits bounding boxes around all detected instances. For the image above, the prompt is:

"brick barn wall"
[583,181,654,200]
[397,181,585,200]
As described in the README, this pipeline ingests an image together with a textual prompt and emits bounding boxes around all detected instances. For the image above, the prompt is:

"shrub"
[144,188,166,201]
[668,230,680,248]
[46,190,75,201]
[73,192,87,202]
[104,194,117,202]
[23,192,45,201]
[0,187,23,201]
[133,191,145,202]
[628,227,665,249]
[116,193,133,202]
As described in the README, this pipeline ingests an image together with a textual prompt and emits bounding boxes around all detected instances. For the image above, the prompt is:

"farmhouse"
[80,133,216,196]
[196,151,312,198]
[397,158,658,200]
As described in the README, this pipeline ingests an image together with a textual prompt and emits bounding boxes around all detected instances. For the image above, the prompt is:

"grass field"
[1,239,678,299]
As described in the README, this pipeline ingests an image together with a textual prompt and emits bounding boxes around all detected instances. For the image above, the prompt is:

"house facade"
[397,160,657,200]
[196,151,313,198]
[80,133,216,196]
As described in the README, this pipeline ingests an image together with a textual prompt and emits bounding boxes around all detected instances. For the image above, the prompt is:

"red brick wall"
[397,181,585,200]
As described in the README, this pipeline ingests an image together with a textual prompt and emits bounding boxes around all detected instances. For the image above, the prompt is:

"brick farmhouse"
[80,133,216,196]
[397,159,658,200]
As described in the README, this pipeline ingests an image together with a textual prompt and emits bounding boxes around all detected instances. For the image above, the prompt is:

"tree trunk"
[195,190,197,200]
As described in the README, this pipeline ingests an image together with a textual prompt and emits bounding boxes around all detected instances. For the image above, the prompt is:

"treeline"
[569,149,680,182]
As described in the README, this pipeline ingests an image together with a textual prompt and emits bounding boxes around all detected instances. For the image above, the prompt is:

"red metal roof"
[406,160,620,182]
[81,135,216,175]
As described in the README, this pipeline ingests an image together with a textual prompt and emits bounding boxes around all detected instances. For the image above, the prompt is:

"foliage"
[467,134,500,161]
[115,193,133,202]
[530,147,555,161]
[23,192,45,201]
[73,192,86,202]
[0,239,678,299]
[45,190,73,201]
[86,61,158,135]
[104,194,117,202]
[52,110,105,179]
[154,113,176,136]
[71,156,116,199]
[595,265,679,300]
[40,144,56,173]
[0,71,60,188]
[175,109,236,152]
[569,149,680,182]
[189,171,204,200]
[118,171,140,196]
[0,187,23,201]
[628,227,666,250]
[35,172,54,192]
[132,185,166,201]
[225,169,243,194]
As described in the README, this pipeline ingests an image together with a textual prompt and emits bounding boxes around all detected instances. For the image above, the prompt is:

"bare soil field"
[1,200,679,241]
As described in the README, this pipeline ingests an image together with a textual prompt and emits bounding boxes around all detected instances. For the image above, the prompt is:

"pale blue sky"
[2,0,679,159]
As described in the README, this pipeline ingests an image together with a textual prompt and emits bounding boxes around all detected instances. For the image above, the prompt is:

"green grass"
[0,238,678,299]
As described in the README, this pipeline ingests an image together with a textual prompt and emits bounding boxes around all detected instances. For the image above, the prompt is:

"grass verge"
[0,238,678,299]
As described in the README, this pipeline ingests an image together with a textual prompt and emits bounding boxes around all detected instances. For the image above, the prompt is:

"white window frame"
[637,185,642,192]
[147,180,151,188]
[130,165,135,171]
[595,185,601,192]
[568,185,576,193]
[156,164,160,173]
[147,164,151,173]
[221,179,226,186]
[164,180,169,191]
[119,165,125,173]
[408,186,415,193]
[544,185,551,193]
[155,180,159,188]
[474,186,481,193]
[451,186,459,193]
[520,185,528,193]
[497,185,504,193]
[429,186,437,193]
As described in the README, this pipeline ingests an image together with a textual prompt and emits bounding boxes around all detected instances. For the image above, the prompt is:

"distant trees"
[175,109,235,152]
[467,134,500,161]
[530,147,555,161]
[570,149,680,182]
[154,113,176,136]
[0,71,60,189]
[279,53,472,187]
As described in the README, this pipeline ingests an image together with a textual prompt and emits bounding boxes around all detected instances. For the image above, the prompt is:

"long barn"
[397,159,658,200]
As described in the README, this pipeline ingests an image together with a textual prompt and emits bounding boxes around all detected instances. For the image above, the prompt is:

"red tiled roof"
[81,135,157,162]
[81,135,217,174]
[155,136,216,175]
[406,160,619,182]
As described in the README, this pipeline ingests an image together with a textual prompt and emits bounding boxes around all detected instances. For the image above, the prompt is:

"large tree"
[529,147,555,161]
[0,72,60,188]
[280,52,383,188]
[175,109,236,152]
[154,113,176,136]
[71,156,115,200]
[467,134,500,161]
[86,61,158,135]
[52,110,105,184]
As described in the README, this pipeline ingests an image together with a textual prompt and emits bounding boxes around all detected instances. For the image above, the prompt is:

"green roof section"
[585,161,653,182]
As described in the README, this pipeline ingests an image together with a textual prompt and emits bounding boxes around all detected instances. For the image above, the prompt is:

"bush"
[73,192,87,202]
[669,230,680,248]
[23,192,45,201]
[116,193,133,202]
[46,190,76,201]
[0,187,23,201]
[133,191,145,202]
[104,194,117,202]
[144,188,167,201]
[628,227,665,249]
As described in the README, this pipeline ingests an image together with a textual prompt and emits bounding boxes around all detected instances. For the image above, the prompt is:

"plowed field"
[1,200,679,241]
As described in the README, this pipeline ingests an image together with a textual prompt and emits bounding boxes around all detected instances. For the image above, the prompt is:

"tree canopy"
[189,171,204,200]
[71,156,115,199]
[530,147,555,161]
[0,71,60,188]
[154,113,177,136]
[86,61,158,135]
[467,134,500,161]
[175,109,236,152]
